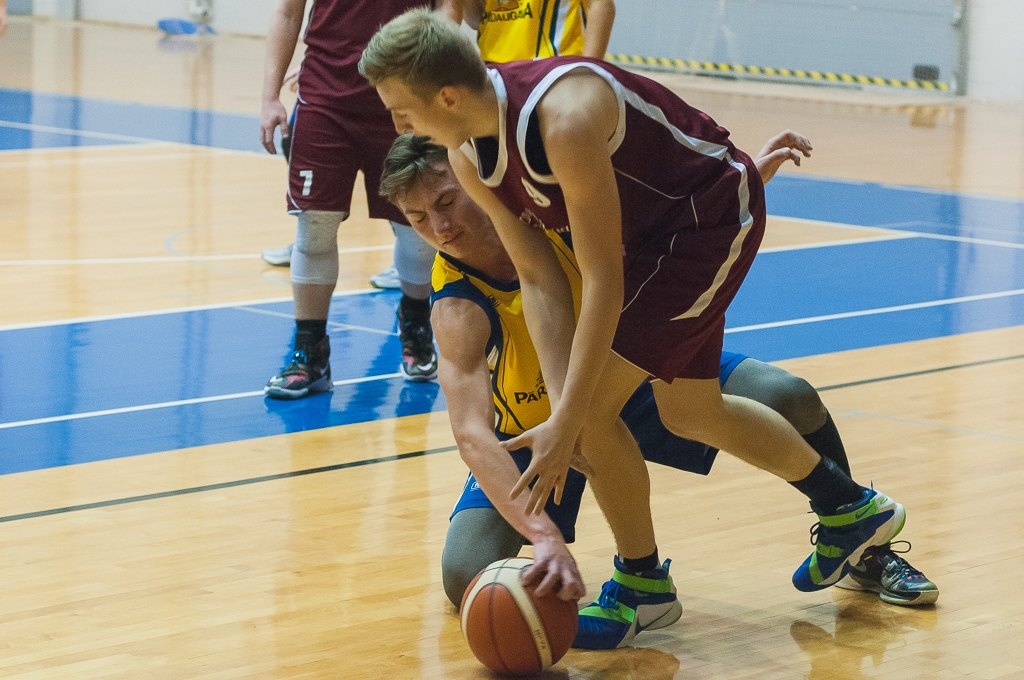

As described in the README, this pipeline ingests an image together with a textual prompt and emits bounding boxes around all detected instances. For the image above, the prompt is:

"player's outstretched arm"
[505,72,623,515]
[260,0,306,154]
[753,129,812,184]
[433,297,585,600]
[582,0,615,60]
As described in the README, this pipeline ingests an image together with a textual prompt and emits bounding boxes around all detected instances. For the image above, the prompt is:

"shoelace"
[878,541,927,581]
[595,579,624,610]
[280,350,310,375]
[808,522,822,546]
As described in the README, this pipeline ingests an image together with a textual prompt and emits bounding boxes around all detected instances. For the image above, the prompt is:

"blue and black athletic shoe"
[793,488,906,592]
[573,557,683,650]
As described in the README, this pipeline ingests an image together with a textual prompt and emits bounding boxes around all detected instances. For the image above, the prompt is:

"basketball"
[460,558,579,676]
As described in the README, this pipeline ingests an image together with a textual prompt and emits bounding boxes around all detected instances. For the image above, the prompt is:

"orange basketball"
[460,558,578,676]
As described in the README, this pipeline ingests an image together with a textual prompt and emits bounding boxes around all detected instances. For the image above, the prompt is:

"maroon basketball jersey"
[460,57,756,260]
[298,0,428,107]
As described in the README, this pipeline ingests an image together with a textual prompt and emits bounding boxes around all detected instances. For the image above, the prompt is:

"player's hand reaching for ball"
[753,129,812,184]
[504,418,580,515]
[260,98,290,155]
[523,538,586,601]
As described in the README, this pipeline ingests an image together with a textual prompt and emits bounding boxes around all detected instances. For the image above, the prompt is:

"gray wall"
[608,0,965,88]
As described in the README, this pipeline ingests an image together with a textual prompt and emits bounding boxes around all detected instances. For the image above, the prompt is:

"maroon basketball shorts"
[614,154,766,383]
[286,99,406,224]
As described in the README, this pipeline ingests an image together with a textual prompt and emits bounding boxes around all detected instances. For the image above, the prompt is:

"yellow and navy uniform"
[430,231,580,436]
[477,0,590,63]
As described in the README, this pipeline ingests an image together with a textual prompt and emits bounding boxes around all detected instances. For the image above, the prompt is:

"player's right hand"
[523,539,586,602]
[260,99,290,155]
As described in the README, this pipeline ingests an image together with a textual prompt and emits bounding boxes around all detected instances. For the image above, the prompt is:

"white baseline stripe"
[0,372,404,430]
[0,245,393,266]
[726,288,1024,334]
[0,120,269,157]
[0,288,381,332]
[0,148,236,168]
[0,119,171,145]
[773,214,1024,251]
[758,232,916,253]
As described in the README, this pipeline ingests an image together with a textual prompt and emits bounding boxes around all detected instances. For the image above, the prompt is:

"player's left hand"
[754,129,812,184]
[504,418,580,515]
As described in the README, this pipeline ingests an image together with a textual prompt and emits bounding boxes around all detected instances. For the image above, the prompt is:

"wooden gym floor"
[2,16,1024,680]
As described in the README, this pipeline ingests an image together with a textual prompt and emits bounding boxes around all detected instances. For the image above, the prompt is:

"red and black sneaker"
[264,336,332,399]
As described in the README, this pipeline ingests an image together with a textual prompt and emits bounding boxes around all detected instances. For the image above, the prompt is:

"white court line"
[0,373,404,431]
[726,288,1024,334]
[235,305,398,337]
[0,119,174,145]
[0,288,380,332]
[0,245,393,267]
[758,232,916,253]
[775,214,1024,251]
[0,120,268,156]
[0,148,238,168]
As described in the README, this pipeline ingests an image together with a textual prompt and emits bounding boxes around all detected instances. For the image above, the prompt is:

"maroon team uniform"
[459,57,767,382]
[288,0,426,219]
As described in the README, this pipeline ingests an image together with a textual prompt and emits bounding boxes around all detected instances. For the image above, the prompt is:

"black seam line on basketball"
[0,445,458,524]
[816,353,1024,392]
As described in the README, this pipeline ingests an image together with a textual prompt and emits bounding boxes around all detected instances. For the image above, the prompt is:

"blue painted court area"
[0,292,444,475]
[3,88,1024,475]
[0,87,264,152]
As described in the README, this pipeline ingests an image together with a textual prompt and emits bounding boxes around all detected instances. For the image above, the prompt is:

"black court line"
[3,351,1023,525]
[0,445,458,524]
[816,352,1024,392]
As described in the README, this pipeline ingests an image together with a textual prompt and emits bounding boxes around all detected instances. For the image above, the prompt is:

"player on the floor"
[437,0,615,63]
[258,0,453,397]
[378,133,938,645]
[361,12,913,648]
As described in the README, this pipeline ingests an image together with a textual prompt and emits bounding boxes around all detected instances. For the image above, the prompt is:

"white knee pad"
[391,221,436,287]
[291,210,345,285]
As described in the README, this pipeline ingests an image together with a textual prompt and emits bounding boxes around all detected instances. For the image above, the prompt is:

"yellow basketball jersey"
[477,0,589,63]
[431,231,581,436]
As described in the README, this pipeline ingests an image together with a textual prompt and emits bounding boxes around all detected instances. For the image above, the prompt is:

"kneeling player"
[380,133,938,647]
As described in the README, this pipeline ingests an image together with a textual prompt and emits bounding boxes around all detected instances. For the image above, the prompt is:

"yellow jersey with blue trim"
[430,231,581,437]
[477,0,589,63]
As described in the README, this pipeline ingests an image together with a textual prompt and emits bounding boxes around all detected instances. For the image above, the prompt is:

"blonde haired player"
[361,10,915,648]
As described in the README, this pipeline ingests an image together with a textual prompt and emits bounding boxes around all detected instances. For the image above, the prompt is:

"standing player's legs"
[361,121,439,382]
[264,102,359,400]
[722,358,937,605]
[571,353,682,650]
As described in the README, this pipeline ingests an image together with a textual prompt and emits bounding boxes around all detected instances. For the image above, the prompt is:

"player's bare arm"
[448,148,577,407]
[754,129,813,184]
[260,0,307,154]
[505,71,623,514]
[582,0,616,60]
[433,296,585,601]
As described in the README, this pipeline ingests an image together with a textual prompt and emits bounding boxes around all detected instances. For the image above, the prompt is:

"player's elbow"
[453,428,496,468]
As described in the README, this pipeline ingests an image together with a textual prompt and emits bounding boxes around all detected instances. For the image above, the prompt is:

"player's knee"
[291,210,345,284]
[441,550,480,609]
[762,373,826,434]
[392,221,435,286]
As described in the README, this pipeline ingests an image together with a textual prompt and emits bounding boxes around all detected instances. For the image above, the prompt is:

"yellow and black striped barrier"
[605,53,951,92]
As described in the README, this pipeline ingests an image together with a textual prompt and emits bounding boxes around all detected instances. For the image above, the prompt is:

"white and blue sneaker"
[793,488,906,592]
[573,557,682,650]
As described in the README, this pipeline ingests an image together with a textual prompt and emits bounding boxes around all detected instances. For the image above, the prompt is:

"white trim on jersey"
[466,69,511,188]
[671,156,755,320]
[509,61,754,322]
[515,62,626,185]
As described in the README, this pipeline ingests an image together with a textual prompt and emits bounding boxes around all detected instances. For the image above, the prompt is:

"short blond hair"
[359,7,487,97]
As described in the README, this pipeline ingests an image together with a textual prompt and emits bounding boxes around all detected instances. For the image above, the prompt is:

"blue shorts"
[451,351,749,542]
